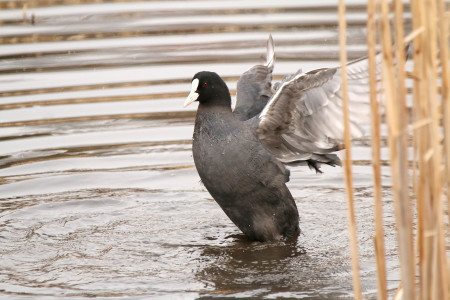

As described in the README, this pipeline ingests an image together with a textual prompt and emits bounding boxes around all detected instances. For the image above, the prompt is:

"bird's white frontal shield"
[184,78,200,107]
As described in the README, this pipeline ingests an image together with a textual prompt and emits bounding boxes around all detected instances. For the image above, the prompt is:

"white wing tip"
[265,34,275,70]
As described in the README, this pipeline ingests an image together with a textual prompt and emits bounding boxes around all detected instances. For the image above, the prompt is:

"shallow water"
[1,1,404,299]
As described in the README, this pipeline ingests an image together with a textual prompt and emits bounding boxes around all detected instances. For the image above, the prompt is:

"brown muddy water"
[0,1,406,299]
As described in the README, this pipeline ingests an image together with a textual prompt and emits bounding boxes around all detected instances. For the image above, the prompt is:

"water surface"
[0,1,402,299]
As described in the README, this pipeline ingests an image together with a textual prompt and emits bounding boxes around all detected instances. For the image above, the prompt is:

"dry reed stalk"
[392,284,403,300]
[437,0,450,240]
[404,27,425,44]
[338,1,363,299]
[409,1,427,297]
[343,0,448,298]
[366,0,387,299]
[22,4,28,23]
[379,0,416,299]
[424,1,448,298]
[409,0,449,298]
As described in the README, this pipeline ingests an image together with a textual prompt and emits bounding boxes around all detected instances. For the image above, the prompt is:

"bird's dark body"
[185,35,378,242]
[192,84,299,242]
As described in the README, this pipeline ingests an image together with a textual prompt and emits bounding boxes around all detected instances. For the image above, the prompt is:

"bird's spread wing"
[233,35,275,121]
[257,53,382,171]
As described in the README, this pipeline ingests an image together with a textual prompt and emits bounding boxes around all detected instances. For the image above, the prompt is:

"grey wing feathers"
[233,35,275,121]
[257,53,382,171]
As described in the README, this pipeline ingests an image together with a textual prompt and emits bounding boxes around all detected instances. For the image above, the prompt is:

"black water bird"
[184,35,377,242]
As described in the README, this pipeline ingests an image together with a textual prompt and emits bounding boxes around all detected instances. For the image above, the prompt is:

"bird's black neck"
[198,92,232,114]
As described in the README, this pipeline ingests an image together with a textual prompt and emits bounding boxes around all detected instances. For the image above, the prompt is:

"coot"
[184,35,376,242]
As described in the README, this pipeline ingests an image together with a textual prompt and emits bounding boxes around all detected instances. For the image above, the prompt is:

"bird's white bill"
[184,78,199,107]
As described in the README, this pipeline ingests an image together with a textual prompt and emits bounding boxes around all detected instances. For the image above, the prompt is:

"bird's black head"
[184,71,231,109]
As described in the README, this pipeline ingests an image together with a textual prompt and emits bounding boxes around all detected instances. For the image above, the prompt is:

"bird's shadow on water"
[195,234,351,299]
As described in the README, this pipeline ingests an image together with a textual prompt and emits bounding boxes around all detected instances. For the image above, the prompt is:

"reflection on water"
[1,0,402,299]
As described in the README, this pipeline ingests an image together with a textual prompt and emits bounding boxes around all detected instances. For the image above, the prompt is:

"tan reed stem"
[437,0,450,240]
[366,1,387,299]
[338,1,363,299]
[424,1,448,298]
[409,1,427,298]
[410,0,449,298]
[379,0,416,298]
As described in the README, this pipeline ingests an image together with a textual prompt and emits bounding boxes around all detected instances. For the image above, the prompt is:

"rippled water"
[0,1,405,299]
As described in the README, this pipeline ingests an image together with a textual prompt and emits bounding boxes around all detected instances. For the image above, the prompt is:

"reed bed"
[339,0,449,299]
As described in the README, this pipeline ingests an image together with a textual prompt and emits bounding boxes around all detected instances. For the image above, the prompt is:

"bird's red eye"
[203,83,207,87]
